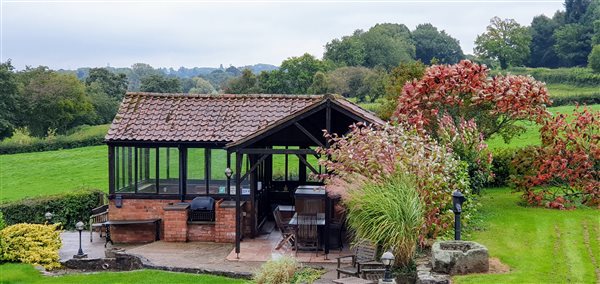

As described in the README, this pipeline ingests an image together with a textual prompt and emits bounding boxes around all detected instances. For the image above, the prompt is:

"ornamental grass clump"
[346,172,424,266]
[0,223,62,269]
[253,256,298,284]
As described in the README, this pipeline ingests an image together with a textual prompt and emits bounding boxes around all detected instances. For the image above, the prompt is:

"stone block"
[431,241,489,275]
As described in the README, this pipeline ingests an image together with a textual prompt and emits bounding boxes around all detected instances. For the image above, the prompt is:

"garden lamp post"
[452,190,466,240]
[74,221,88,259]
[225,167,233,193]
[44,212,53,224]
[380,251,395,283]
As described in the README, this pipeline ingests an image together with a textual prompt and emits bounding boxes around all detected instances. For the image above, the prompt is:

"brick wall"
[187,223,215,241]
[163,208,188,242]
[108,199,171,243]
[107,198,250,244]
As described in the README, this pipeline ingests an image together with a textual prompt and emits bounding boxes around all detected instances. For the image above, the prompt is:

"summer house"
[105,92,383,256]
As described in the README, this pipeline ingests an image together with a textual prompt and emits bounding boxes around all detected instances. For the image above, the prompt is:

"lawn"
[485,104,600,150]
[455,188,600,284]
[0,262,247,284]
[0,145,108,203]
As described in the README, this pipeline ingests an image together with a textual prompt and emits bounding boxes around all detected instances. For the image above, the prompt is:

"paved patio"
[60,230,350,282]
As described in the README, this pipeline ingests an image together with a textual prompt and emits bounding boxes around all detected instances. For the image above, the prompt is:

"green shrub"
[0,190,104,230]
[588,45,600,73]
[0,223,62,269]
[0,124,108,154]
[253,256,298,284]
[489,148,517,187]
[0,212,5,230]
[346,172,424,267]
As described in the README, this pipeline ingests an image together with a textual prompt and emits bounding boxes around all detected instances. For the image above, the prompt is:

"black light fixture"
[452,190,466,240]
[381,251,395,282]
[44,212,53,224]
[74,221,88,259]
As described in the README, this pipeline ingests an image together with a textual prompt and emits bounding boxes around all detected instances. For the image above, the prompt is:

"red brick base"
[108,198,249,244]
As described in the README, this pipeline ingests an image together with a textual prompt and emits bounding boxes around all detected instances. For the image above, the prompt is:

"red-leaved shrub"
[513,107,600,208]
[318,123,471,244]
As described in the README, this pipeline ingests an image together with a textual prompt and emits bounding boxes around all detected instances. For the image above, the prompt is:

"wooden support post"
[206,148,211,195]
[235,151,242,257]
[179,146,187,202]
[108,146,115,194]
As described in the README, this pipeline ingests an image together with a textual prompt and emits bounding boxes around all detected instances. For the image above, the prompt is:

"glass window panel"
[306,150,321,182]
[287,147,299,181]
[115,146,134,193]
[157,147,179,194]
[136,148,157,193]
[187,148,206,194]
[272,146,286,181]
[209,149,228,194]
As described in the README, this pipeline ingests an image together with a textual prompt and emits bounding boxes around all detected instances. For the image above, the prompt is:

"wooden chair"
[336,240,383,279]
[294,214,319,256]
[89,204,109,242]
[273,207,295,250]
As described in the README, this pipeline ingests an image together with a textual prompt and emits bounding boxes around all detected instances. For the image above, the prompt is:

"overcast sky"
[1,0,563,70]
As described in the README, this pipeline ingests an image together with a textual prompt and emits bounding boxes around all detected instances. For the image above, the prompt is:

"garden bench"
[89,204,109,242]
[103,219,161,247]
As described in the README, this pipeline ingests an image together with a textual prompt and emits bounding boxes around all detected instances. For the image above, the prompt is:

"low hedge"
[551,94,600,106]
[0,124,108,155]
[496,67,600,86]
[0,190,105,230]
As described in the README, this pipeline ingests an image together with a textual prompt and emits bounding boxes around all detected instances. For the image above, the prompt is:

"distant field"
[546,83,600,99]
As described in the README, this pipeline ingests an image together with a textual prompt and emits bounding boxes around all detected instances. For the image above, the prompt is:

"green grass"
[486,104,600,150]
[0,263,246,284]
[455,188,600,284]
[546,83,600,99]
[0,145,108,203]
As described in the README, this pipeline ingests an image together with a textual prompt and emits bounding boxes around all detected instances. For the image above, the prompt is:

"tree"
[378,61,426,120]
[86,82,120,124]
[529,15,561,67]
[0,60,20,139]
[188,77,216,94]
[554,23,592,66]
[225,69,261,94]
[18,68,94,136]
[84,68,127,100]
[326,66,373,99]
[475,17,532,69]
[128,63,159,91]
[393,60,551,142]
[362,23,415,69]
[323,30,366,67]
[323,24,415,69]
[588,45,600,72]
[307,71,328,94]
[412,23,464,64]
[140,74,182,93]
[565,0,592,24]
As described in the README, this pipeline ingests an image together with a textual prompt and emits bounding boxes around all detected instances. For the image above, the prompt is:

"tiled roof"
[106,92,383,143]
